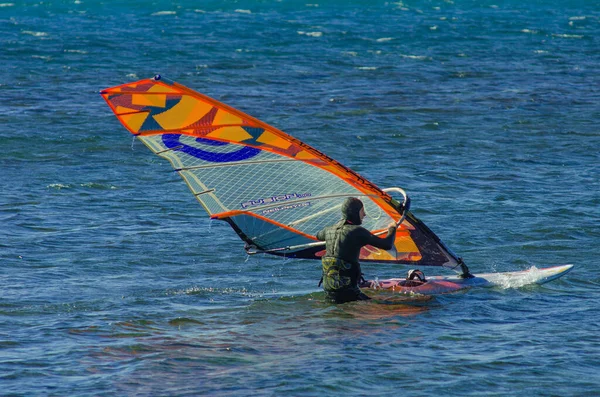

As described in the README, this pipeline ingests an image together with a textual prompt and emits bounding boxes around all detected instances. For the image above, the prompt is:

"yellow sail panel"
[213,109,244,126]
[394,234,422,260]
[206,126,253,142]
[153,95,213,130]
[294,150,320,161]
[114,105,140,115]
[119,112,149,133]
[132,93,166,108]
[256,130,293,150]
[360,247,397,261]
[147,83,180,94]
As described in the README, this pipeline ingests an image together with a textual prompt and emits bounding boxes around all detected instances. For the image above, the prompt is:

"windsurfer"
[316,197,397,303]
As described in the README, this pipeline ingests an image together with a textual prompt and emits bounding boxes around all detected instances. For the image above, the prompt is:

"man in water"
[316,197,397,303]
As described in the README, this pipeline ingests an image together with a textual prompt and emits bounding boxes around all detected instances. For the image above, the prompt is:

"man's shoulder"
[345,224,369,235]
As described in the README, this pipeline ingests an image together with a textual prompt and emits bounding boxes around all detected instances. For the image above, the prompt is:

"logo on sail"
[241,193,312,209]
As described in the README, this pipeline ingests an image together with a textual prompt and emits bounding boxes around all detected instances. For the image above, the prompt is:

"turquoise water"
[1,1,599,395]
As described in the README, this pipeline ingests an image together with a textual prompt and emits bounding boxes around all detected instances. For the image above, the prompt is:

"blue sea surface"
[1,1,599,395]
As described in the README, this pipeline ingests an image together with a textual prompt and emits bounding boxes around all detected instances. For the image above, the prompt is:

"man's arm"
[364,224,397,250]
[316,227,327,241]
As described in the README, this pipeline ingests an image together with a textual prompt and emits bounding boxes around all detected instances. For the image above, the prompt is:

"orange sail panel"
[101,75,460,268]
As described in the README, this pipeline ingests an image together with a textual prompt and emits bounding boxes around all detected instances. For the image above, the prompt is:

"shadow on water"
[334,293,434,320]
[68,288,437,368]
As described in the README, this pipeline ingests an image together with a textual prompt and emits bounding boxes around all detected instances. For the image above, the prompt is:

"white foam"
[48,183,71,189]
[552,33,583,39]
[151,11,176,16]
[298,31,322,37]
[22,30,48,37]
[400,54,430,60]
[491,266,543,289]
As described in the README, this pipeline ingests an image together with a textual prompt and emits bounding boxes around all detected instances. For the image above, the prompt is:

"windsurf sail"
[101,75,465,271]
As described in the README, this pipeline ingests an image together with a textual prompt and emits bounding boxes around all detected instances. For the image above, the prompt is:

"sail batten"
[101,76,460,268]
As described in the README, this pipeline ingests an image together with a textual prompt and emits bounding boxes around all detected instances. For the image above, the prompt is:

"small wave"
[47,183,116,190]
[47,183,72,190]
[521,29,539,34]
[400,54,430,60]
[168,317,204,326]
[71,320,159,339]
[389,1,409,10]
[376,37,393,43]
[151,11,176,16]
[0,3,15,7]
[298,31,323,37]
[169,286,251,297]
[235,9,252,14]
[64,49,88,54]
[356,66,378,70]
[22,30,48,37]
[80,182,117,190]
[569,16,586,21]
[552,33,583,39]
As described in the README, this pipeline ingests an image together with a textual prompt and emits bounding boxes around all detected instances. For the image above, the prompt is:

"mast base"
[457,258,475,279]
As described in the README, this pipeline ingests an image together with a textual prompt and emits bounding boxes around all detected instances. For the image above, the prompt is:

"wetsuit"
[316,198,397,304]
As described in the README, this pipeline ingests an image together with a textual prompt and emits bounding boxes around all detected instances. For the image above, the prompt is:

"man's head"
[341,197,365,225]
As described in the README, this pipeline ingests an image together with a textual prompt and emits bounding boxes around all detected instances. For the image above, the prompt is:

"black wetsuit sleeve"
[316,228,326,241]
[362,226,397,250]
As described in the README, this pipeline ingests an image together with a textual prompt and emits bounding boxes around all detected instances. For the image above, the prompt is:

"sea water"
[1,1,599,395]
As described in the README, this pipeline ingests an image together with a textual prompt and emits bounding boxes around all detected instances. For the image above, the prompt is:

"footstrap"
[407,269,426,282]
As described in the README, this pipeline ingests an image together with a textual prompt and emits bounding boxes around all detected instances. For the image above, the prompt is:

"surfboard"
[360,264,573,296]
